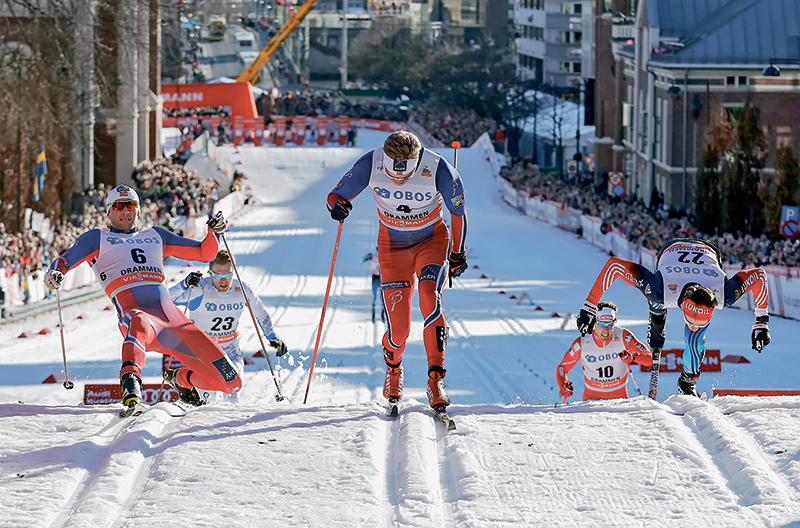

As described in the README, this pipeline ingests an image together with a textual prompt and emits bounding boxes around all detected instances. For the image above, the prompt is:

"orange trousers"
[379,222,450,369]
[114,285,241,393]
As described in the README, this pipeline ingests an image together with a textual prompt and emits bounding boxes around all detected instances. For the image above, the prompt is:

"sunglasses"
[210,271,233,280]
[596,321,616,328]
[110,200,138,212]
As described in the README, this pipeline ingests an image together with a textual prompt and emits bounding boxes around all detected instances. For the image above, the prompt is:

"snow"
[2,130,800,527]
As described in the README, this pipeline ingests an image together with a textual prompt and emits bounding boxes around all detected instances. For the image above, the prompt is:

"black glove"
[207,212,228,233]
[270,339,288,357]
[184,271,203,288]
[751,322,770,352]
[576,301,597,336]
[330,200,352,222]
[448,252,468,278]
[44,269,64,290]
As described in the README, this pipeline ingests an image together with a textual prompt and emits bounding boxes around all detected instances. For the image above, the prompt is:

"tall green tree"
[695,104,733,234]
[724,104,767,234]
[761,146,800,237]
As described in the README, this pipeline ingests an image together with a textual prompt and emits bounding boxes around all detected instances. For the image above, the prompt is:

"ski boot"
[426,367,450,411]
[163,368,204,407]
[120,372,145,417]
[383,362,404,403]
[677,371,700,397]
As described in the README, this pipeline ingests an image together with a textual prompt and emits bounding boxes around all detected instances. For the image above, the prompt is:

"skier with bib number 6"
[43,184,240,415]
[326,130,468,416]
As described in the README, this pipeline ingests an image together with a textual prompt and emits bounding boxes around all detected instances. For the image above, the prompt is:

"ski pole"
[627,364,642,397]
[55,288,74,390]
[220,233,286,402]
[304,220,344,404]
[449,140,462,289]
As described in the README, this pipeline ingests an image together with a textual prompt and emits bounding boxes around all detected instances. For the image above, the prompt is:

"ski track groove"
[448,317,531,403]
[48,410,180,528]
[668,401,797,507]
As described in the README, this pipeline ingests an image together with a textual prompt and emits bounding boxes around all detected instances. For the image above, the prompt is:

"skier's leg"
[678,324,708,396]
[415,227,451,409]
[378,244,415,365]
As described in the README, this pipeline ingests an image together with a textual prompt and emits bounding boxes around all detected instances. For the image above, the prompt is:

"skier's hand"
[751,322,770,352]
[270,339,288,357]
[448,252,468,279]
[330,200,352,222]
[619,350,636,364]
[44,269,63,290]
[559,381,573,398]
[576,301,597,336]
[184,271,203,288]
[207,212,228,234]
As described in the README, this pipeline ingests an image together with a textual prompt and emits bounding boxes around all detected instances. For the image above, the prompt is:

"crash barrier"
[168,115,407,148]
[472,133,800,323]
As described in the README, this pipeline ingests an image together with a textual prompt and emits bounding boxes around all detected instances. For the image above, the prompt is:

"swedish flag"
[35,141,47,202]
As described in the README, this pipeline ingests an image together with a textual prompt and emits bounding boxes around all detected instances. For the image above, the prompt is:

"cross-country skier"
[169,250,288,402]
[576,237,771,397]
[557,301,651,401]
[363,250,386,322]
[43,184,239,414]
[326,130,468,413]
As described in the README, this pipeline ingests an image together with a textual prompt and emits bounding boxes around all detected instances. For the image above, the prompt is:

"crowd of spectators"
[500,161,800,268]
[408,103,497,148]
[0,158,220,309]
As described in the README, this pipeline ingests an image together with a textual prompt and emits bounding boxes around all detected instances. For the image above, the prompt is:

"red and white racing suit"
[327,147,467,370]
[49,226,241,394]
[557,327,651,400]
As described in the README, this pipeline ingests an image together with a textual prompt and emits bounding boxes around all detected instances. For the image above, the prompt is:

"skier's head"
[106,184,140,231]
[593,301,617,342]
[382,130,422,186]
[209,250,234,293]
[679,283,715,330]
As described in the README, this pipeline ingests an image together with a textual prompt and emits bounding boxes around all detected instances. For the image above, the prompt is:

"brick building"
[594,0,800,213]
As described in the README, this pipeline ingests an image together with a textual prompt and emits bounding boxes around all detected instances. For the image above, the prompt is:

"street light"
[762,58,800,76]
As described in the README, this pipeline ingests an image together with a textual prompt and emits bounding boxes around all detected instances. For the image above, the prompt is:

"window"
[573,62,582,73]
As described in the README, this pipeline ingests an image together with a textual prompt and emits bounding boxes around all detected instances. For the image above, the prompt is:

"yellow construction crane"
[236,0,316,84]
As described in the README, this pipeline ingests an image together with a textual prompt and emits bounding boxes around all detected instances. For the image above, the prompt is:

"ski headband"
[382,151,417,178]
[681,298,713,327]
[596,306,617,323]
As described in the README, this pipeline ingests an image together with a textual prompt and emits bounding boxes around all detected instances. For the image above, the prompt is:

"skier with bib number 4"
[43,185,241,417]
[326,130,467,427]
[576,237,770,398]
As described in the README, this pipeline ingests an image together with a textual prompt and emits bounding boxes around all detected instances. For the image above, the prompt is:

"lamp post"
[762,58,800,76]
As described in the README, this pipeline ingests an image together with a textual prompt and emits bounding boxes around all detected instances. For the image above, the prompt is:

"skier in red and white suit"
[326,130,467,412]
[557,302,651,401]
[576,237,771,397]
[43,185,240,412]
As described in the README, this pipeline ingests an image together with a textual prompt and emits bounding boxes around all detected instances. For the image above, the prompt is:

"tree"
[695,104,734,234]
[722,104,767,234]
[761,146,800,238]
